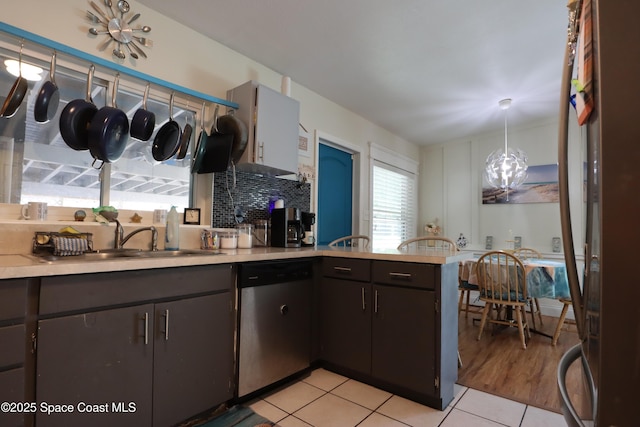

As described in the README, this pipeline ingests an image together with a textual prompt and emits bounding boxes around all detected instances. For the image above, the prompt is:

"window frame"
[369,143,419,249]
[0,45,201,213]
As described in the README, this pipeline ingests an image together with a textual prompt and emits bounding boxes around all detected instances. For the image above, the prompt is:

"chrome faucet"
[114,220,158,251]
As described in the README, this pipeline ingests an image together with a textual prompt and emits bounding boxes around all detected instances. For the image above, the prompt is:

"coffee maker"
[271,208,302,247]
[301,212,316,246]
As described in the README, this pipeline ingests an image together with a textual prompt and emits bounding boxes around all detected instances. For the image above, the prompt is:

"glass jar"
[218,228,238,249]
[237,224,253,248]
[253,219,269,246]
[200,228,218,250]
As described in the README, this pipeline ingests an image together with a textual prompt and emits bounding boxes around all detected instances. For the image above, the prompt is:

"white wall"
[3,1,585,257]
[420,115,585,254]
[2,0,419,226]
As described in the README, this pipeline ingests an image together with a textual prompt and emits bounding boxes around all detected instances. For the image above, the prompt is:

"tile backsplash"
[211,170,311,227]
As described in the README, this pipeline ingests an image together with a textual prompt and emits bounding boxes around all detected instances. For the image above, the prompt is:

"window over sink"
[0,47,196,213]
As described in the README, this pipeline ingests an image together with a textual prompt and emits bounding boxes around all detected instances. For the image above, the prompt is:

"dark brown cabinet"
[35,265,234,427]
[36,304,154,427]
[321,278,372,375]
[320,258,458,410]
[153,293,233,426]
[371,284,435,396]
[321,257,372,375]
[0,279,29,427]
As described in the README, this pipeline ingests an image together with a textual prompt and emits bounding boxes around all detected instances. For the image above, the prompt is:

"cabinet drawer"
[0,279,28,322]
[40,264,232,315]
[373,261,436,289]
[0,325,25,367]
[323,258,371,282]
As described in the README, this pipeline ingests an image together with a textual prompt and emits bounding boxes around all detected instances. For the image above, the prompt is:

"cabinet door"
[255,84,300,173]
[0,368,25,427]
[372,285,435,396]
[321,278,371,375]
[153,293,233,427]
[36,304,154,427]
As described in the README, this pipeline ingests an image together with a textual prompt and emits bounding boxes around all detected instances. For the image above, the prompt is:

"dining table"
[459,256,571,338]
[459,257,571,299]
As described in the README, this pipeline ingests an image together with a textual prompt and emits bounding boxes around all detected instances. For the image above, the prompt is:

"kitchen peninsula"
[0,246,466,427]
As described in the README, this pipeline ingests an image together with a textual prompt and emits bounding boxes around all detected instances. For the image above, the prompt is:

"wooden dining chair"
[513,247,541,260]
[328,235,370,249]
[513,247,544,326]
[552,298,573,346]
[397,236,458,252]
[476,250,531,349]
[458,263,481,319]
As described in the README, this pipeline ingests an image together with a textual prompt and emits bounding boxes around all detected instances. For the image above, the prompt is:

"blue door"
[318,143,353,245]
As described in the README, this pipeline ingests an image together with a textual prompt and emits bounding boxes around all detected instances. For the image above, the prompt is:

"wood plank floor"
[457,310,590,417]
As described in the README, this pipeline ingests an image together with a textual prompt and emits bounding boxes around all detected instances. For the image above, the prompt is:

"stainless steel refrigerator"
[557,0,640,426]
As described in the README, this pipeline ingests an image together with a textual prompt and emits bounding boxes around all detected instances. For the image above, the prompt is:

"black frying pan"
[197,132,233,174]
[152,92,181,161]
[216,110,248,165]
[0,44,28,119]
[130,82,155,141]
[191,102,209,173]
[87,74,130,168]
[176,121,193,160]
[197,105,233,174]
[59,65,97,151]
[34,51,60,123]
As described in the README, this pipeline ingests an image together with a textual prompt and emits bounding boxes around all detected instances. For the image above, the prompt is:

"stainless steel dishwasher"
[237,259,313,397]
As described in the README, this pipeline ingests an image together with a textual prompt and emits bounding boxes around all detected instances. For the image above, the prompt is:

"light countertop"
[0,246,470,280]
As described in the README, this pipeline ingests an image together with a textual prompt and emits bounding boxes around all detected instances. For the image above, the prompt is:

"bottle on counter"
[165,206,180,250]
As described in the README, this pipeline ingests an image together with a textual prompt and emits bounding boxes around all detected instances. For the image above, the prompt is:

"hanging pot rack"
[0,22,239,111]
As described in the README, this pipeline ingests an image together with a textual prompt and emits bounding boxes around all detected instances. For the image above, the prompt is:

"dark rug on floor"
[194,405,275,427]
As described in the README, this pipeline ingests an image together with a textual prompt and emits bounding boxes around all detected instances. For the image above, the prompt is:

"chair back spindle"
[328,235,370,249]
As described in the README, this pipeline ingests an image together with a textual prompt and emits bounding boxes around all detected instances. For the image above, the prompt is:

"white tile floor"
[248,368,567,427]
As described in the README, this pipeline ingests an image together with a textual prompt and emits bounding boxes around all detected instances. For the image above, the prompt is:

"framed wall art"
[482,164,560,204]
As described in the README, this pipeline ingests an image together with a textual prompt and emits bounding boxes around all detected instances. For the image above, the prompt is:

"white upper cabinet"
[227,80,300,176]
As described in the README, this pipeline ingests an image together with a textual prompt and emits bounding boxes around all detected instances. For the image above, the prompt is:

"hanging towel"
[51,236,89,256]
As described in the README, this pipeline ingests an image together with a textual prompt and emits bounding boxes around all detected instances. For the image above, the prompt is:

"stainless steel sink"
[32,249,224,262]
[118,249,225,258]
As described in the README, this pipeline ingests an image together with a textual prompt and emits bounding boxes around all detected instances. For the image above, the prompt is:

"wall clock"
[87,0,152,60]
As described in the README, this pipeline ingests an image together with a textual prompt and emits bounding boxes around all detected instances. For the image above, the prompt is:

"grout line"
[261,369,564,427]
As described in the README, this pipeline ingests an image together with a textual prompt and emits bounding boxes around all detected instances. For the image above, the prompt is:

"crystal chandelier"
[484,98,528,192]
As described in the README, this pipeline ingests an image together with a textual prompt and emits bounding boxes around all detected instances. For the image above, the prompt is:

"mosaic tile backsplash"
[211,170,311,227]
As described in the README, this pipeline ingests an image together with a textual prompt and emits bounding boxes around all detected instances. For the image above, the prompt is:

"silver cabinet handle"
[361,287,366,311]
[374,290,379,314]
[162,309,169,341]
[389,272,412,279]
[142,312,149,345]
[333,266,352,273]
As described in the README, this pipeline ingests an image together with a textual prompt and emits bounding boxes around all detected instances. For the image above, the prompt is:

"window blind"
[372,161,417,249]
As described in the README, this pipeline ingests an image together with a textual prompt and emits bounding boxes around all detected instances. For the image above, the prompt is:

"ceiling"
[137,0,569,146]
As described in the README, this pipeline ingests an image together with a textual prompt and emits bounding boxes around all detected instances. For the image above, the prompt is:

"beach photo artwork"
[482,164,560,204]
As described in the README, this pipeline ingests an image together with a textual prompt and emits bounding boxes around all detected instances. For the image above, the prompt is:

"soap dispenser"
[165,206,180,250]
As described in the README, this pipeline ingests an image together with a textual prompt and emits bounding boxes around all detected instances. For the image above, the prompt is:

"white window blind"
[372,161,417,249]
